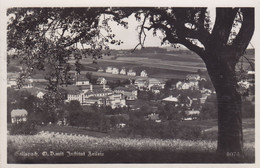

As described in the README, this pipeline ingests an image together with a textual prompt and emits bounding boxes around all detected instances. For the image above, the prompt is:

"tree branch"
[232,8,254,55]
[211,8,239,47]
[179,38,206,61]
[132,14,148,51]
[178,26,210,47]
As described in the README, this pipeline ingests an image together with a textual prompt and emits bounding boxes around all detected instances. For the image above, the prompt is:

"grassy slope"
[7,132,254,163]
[7,118,255,163]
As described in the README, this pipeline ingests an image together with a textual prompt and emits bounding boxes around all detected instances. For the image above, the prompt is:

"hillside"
[7,48,255,80]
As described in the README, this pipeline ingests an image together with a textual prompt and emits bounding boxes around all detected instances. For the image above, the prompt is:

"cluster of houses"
[10,69,254,124]
[98,66,148,77]
[175,74,204,90]
[64,72,141,108]
[65,73,168,108]
[134,77,165,92]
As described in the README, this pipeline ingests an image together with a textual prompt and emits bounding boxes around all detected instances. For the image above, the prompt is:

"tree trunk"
[206,52,243,162]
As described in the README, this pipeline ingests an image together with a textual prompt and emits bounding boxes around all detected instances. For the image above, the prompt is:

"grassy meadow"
[7,132,255,163]
[7,118,255,163]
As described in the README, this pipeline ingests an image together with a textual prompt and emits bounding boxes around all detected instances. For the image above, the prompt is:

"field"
[77,49,254,80]
[7,133,254,163]
[8,48,254,81]
[73,50,207,80]
[7,118,255,163]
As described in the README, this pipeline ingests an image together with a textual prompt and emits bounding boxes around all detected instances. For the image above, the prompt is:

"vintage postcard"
[0,0,259,167]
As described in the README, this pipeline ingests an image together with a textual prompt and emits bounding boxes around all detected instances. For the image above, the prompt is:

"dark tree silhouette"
[7,7,254,162]
[132,8,254,161]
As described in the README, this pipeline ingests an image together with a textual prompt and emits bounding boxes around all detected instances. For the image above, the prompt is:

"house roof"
[149,78,163,84]
[67,90,83,95]
[114,86,137,92]
[78,85,91,90]
[11,109,28,117]
[85,89,112,95]
[86,96,106,100]
[77,77,89,82]
[135,78,148,83]
[37,91,45,96]
[162,95,178,102]
[97,77,106,82]
[93,84,109,89]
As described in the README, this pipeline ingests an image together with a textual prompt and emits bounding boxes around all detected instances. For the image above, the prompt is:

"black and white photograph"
[0,0,259,167]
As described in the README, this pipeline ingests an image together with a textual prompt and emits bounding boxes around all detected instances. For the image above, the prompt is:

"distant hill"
[7,48,255,81]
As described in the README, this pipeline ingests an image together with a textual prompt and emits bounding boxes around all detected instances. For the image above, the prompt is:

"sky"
[107,8,255,50]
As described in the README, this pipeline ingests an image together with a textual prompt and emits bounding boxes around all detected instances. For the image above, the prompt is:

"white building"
[114,86,138,100]
[67,90,85,104]
[11,109,28,124]
[106,66,113,73]
[238,80,251,89]
[140,70,148,77]
[97,67,104,72]
[134,78,148,90]
[37,91,45,99]
[112,67,119,74]
[188,80,199,90]
[127,69,136,76]
[106,93,126,109]
[176,81,190,90]
[76,75,90,86]
[96,77,107,85]
[85,96,106,107]
[85,89,113,98]
[22,81,33,88]
[184,110,200,120]
[120,68,127,75]
[148,78,165,90]
[248,71,255,75]
[186,74,200,81]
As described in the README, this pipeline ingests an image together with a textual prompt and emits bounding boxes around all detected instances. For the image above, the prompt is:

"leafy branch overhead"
[133,8,253,63]
[7,8,127,87]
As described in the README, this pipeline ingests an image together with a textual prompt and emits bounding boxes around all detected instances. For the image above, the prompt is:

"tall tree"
[134,8,254,161]
[7,7,254,161]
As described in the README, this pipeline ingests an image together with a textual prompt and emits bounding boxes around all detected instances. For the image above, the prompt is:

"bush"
[9,122,37,135]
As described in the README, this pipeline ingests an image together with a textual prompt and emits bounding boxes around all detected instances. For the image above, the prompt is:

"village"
[7,62,255,127]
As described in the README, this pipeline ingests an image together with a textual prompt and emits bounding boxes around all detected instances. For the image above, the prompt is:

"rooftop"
[162,95,178,102]
[11,109,28,117]
[114,86,137,92]
[85,89,113,95]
